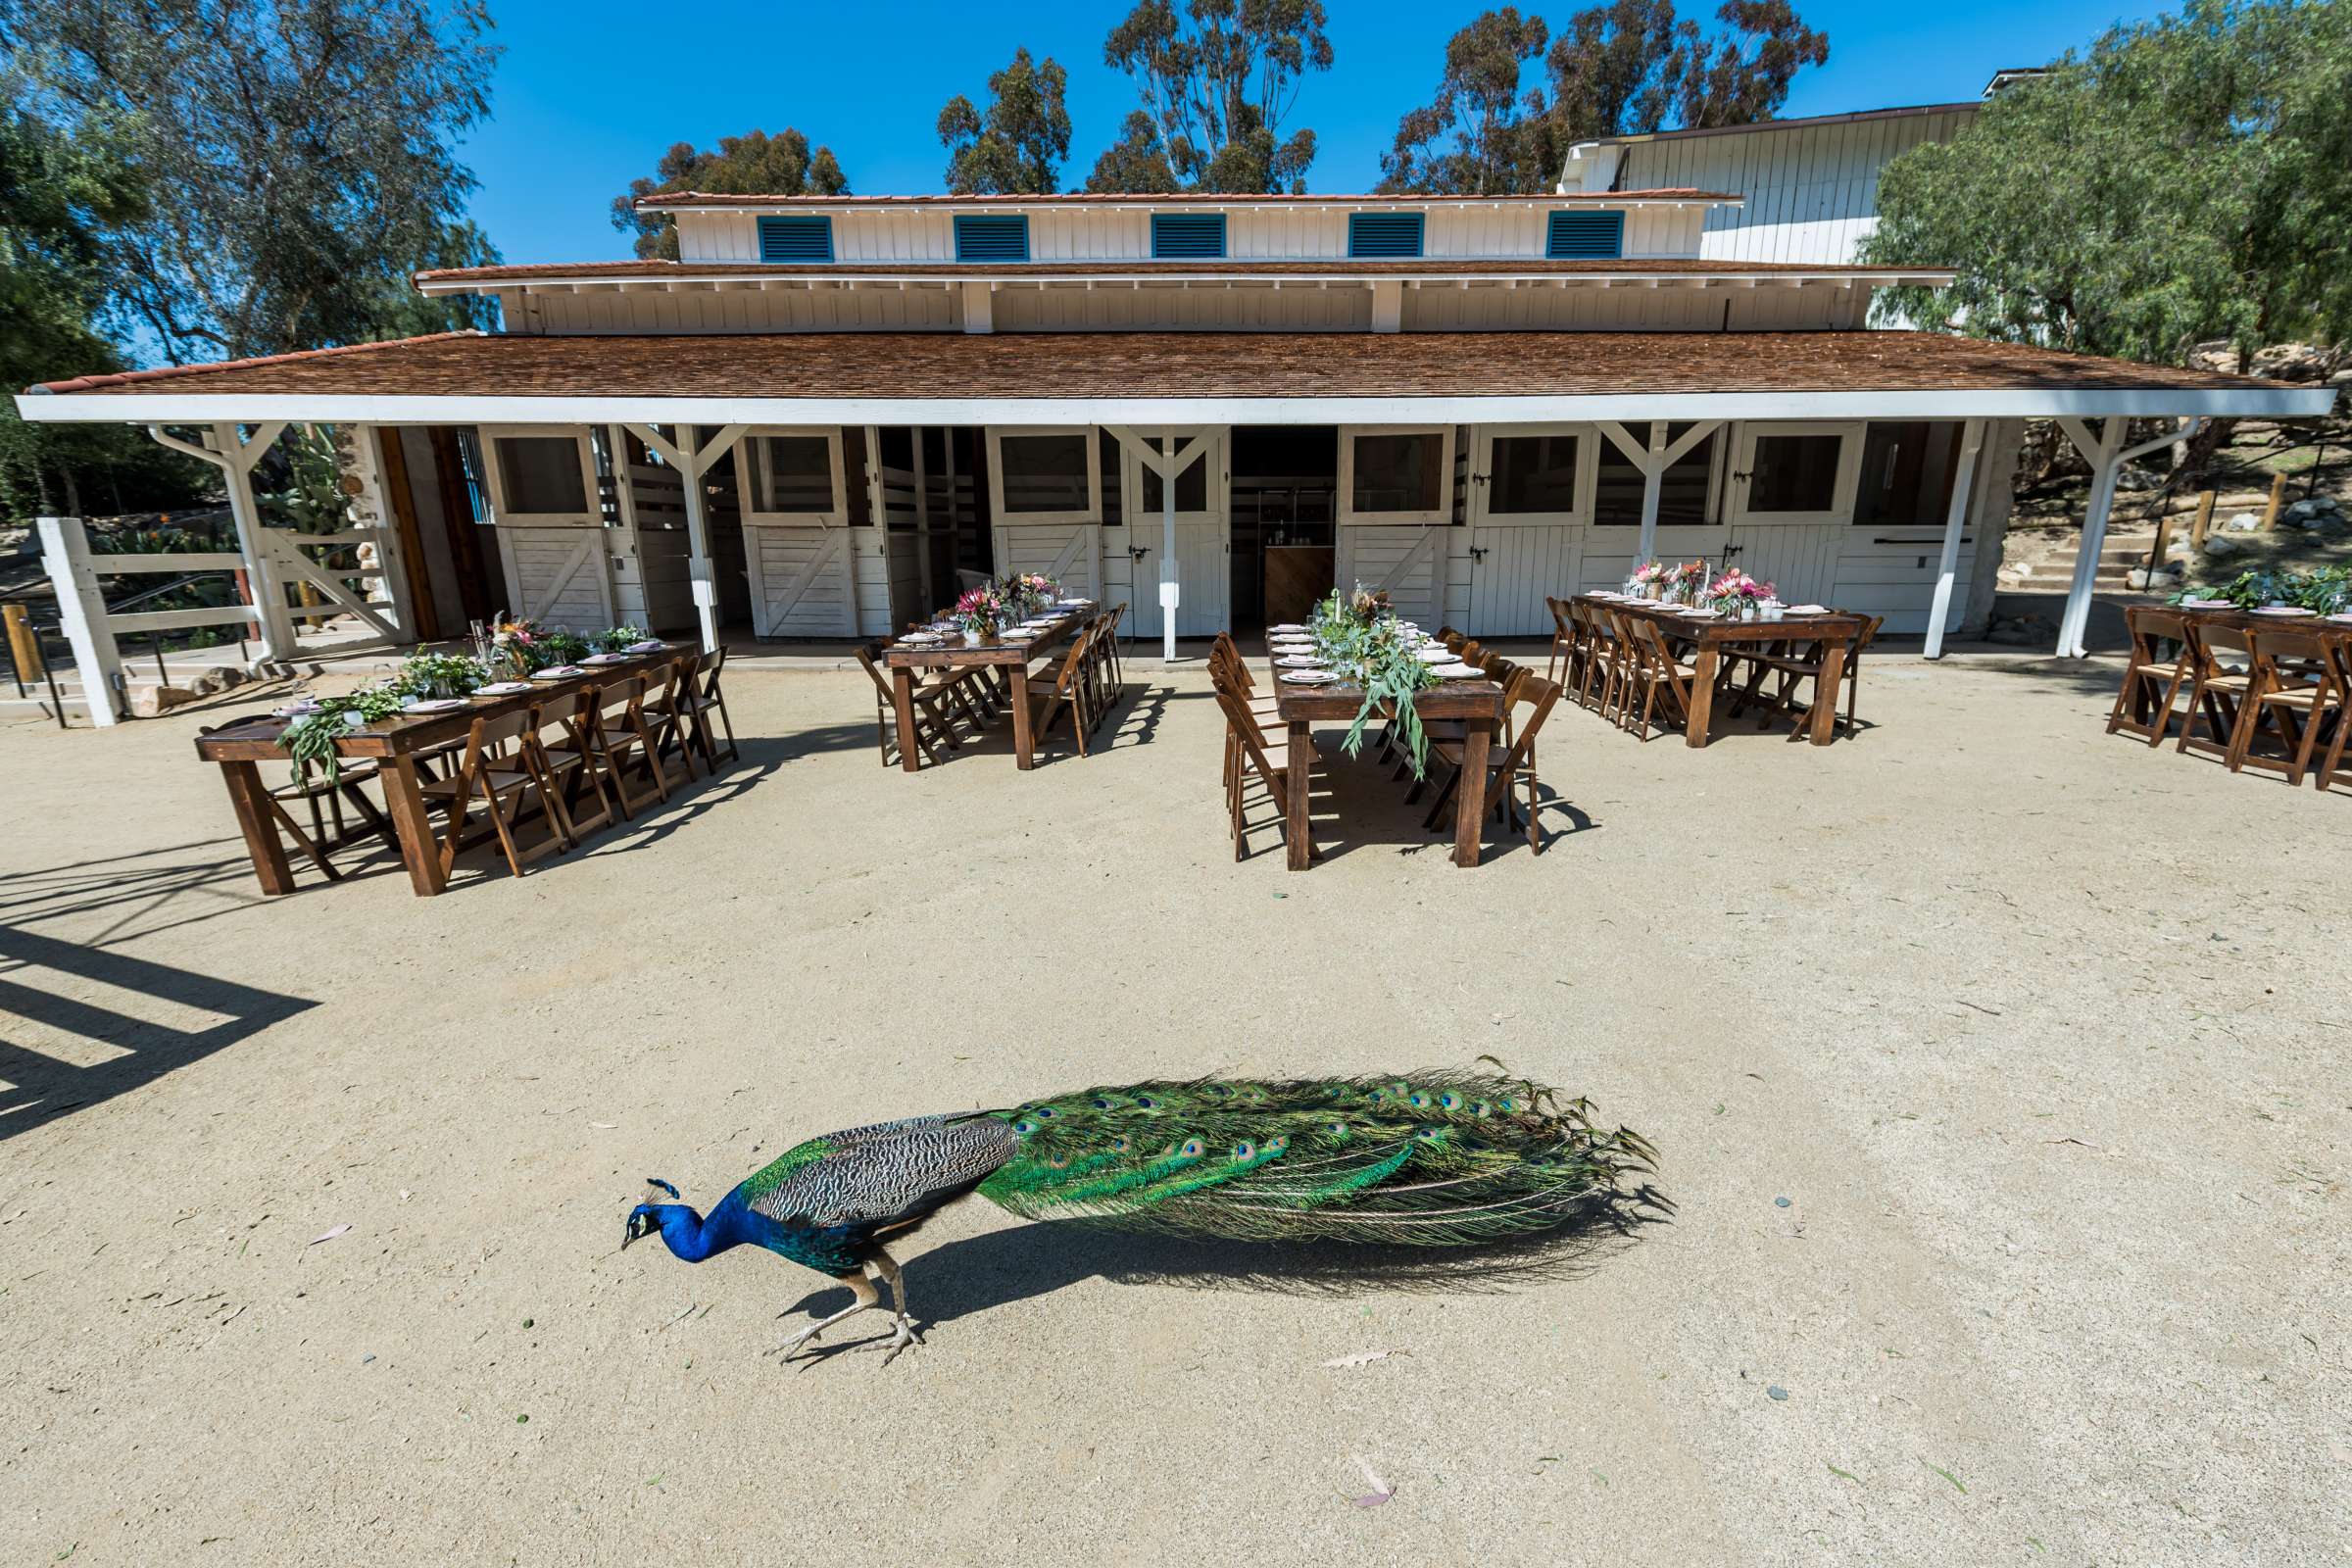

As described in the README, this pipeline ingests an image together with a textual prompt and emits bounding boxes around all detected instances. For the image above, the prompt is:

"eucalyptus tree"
[613,129,850,261]
[938,48,1073,196]
[1088,0,1334,194]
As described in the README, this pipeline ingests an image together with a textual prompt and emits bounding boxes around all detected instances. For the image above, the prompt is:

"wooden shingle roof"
[29,328,2278,400]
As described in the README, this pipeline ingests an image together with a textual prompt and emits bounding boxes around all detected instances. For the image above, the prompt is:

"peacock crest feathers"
[976,1071,1653,1246]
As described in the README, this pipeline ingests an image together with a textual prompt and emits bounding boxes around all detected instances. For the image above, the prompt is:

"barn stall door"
[1466,425,1590,635]
[1727,422,1860,605]
[1123,429,1228,639]
[746,525,857,637]
[995,525,1102,599]
[1334,525,1444,627]
[494,527,616,628]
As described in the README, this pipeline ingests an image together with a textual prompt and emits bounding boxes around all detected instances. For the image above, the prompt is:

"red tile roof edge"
[633,188,1742,210]
[29,330,490,396]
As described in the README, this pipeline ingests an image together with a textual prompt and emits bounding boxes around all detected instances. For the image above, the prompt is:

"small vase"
[1740,602,1759,622]
[961,628,983,647]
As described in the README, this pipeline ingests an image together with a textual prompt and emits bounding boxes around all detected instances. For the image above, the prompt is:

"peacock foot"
[768,1300,880,1359]
[863,1317,920,1367]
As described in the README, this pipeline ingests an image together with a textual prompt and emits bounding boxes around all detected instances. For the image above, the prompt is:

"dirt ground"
[2,652,2345,1567]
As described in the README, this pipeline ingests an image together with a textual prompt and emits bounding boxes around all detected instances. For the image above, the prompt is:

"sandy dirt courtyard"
[1,650,2345,1566]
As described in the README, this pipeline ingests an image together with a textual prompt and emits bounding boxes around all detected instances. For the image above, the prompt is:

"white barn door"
[495,526,615,628]
[1124,428,1228,639]
[1466,425,1591,636]
[1728,421,1861,606]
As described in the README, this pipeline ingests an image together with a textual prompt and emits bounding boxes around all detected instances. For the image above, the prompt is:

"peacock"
[621,1070,1655,1364]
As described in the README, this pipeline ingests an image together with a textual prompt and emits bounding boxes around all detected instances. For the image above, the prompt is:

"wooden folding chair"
[418,708,576,878]
[854,643,973,768]
[547,677,662,821]
[1421,675,1561,853]
[1614,612,1697,742]
[2311,632,2352,793]
[634,655,703,784]
[2176,621,2254,761]
[2108,608,2195,746]
[198,711,400,884]
[2230,626,2341,784]
[1544,597,1577,688]
[677,647,739,769]
[1209,680,1298,861]
[1022,624,1098,759]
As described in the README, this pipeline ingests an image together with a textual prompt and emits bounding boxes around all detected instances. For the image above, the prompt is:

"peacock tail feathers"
[975,1072,1653,1246]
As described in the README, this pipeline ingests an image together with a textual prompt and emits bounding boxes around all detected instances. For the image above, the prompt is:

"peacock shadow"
[779,1186,1673,1348]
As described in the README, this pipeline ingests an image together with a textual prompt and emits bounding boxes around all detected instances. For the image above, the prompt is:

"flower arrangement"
[594,624,656,653]
[471,613,591,677]
[1629,561,1667,595]
[954,585,1007,640]
[1703,569,1775,617]
[997,572,1062,619]
[1311,583,1441,777]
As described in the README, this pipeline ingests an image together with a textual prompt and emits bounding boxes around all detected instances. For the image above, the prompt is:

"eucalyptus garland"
[1310,585,1442,779]
[2171,564,2352,612]
[277,651,492,781]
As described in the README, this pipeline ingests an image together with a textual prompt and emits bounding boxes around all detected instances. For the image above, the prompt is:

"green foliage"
[1310,584,1442,777]
[1090,0,1333,193]
[0,95,208,520]
[2170,564,2352,612]
[278,650,490,777]
[1863,0,2352,366]
[938,48,1072,195]
[978,1072,1656,1245]
[612,129,850,262]
[1380,1,1829,194]
[593,625,655,653]
[253,425,347,535]
[8,0,503,362]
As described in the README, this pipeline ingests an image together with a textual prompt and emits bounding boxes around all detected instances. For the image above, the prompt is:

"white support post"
[1636,420,1667,564]
[1160,427,1178,662]
[2052,416,2198,658]
[36,516,123,726]
[1924,417,1986,661]
[622,421,749,654]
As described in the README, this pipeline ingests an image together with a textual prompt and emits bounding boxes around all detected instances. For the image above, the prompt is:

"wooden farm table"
[1578,595,1869,748]
[2167,604,2352,636]
[1267,656,1506,869]
[879,606,1093,772]
[192,644,690,898]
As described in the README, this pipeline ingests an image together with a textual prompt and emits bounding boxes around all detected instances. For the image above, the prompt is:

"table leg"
[1684,645,1722,749]
[1809,643,1849,746]
[1009,665,1035,769]
[891,667,920,773]
[378,755,450,897]
[1452,718,1491,867]
[219,761,295,896]
[1285,719,1314,870]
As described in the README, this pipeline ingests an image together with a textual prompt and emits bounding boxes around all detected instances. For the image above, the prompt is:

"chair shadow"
[777,1189,1672,1354]
[0,922,317,1143]
[0,838,305,946]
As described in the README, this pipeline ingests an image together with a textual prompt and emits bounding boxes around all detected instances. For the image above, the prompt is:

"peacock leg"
[860,1247,920,1367]
[771,1269,881,1358]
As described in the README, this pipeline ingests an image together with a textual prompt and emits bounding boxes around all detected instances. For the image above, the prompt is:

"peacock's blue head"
[623,1177,688,1253]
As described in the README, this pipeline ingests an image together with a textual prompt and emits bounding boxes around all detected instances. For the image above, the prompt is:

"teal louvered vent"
[1151,212,1227,259]
[757,215,835,263]
[954,214,1030,262]
[1546,208,1625,260]
[1348,211,1425,259]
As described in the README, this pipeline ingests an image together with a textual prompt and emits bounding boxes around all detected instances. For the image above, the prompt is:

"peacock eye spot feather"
[1092,1097,1112,1109]
[1136,1096,1156,1109]
[1112,1136,1131,1152]
[1048,1153,1070,1169]
[1471,1100,1492,1116]
[1013,1120,1037,1135]
[1232,1140,1254,1160]
[1209,1085,1231,1098]
[1326,1121,1349,1135]
[1408,1092,1431,1108]
[1180,1139,1203,1158]
[1439,1092,1462,1110]
[1036,1106,1054,1117]
[1266,1136,1288,1153]
[1367,1090,1386,1103]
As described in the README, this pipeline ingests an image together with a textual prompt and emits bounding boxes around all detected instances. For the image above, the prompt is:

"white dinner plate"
[1275,656,1324,668]
[625,640,664,653]
[474,681,532,696]
[2180,598,2232,609]
[2328,613,2352,625]
[401,698,467,714]
[1425,662,1475,678]
[583,653,629,664]
[531,666,584,680]
[1280,669,1341,684]
[1268,622,1304,634]
[1416,648,1454,662]
[273,702,321,717]
[2252,606,2314,617]
[1788,605,1829,614]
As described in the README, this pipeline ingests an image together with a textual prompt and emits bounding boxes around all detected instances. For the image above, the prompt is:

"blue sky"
[460,0,2168,266]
